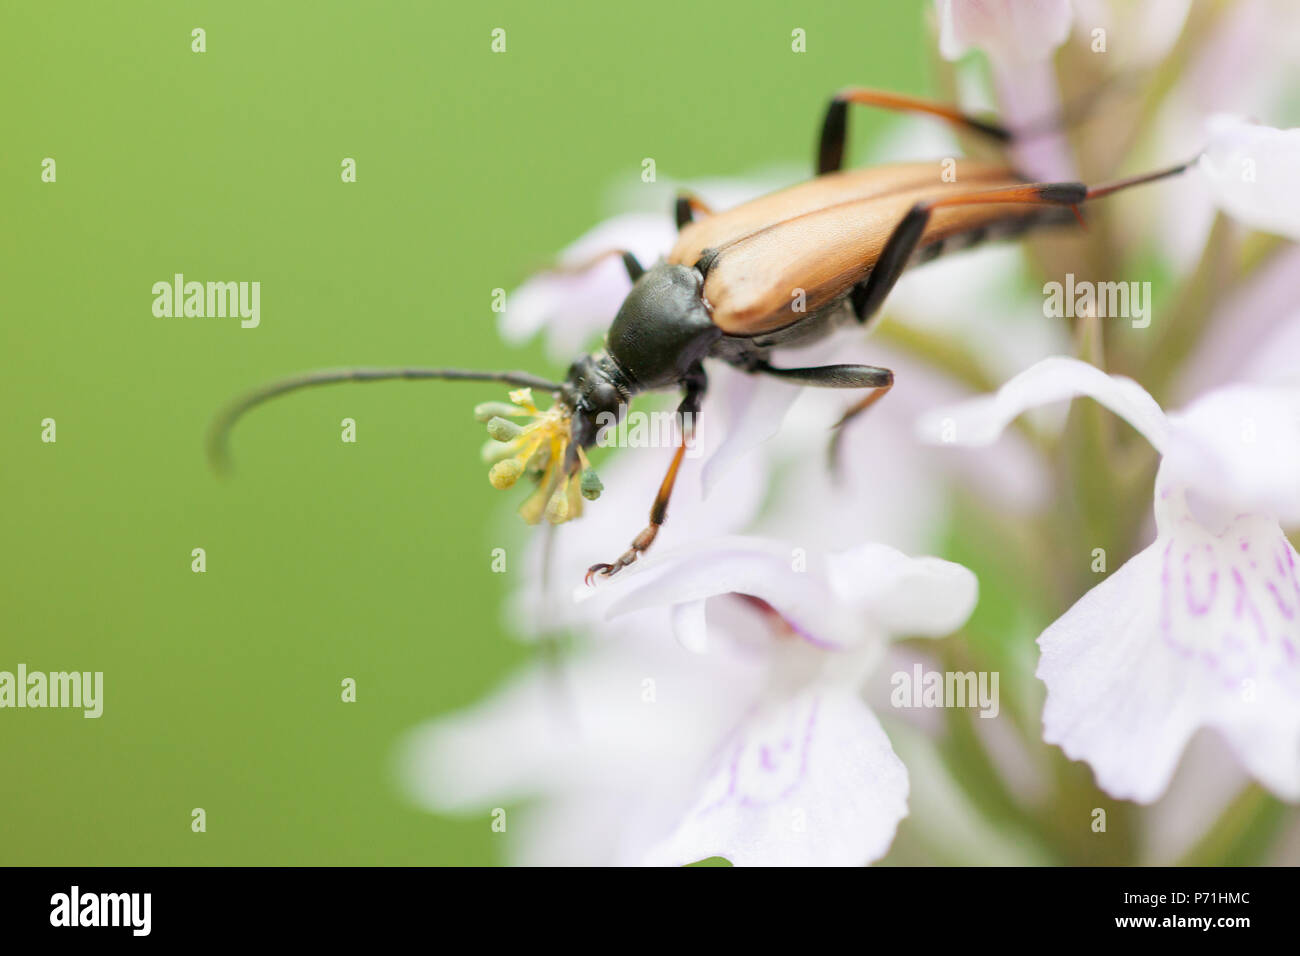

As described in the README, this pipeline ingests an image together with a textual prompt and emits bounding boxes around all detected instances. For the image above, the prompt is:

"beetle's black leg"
[818,88,1012,175]
[585,368,706,584]
[848,161,1195,325]
[545,246,644,283]
[620,251,645,282]
[674,192,715,230]
[752,361,895,474]
[753,361,893,390]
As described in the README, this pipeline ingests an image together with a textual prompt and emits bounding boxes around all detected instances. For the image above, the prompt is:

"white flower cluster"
[402,1,1300,865]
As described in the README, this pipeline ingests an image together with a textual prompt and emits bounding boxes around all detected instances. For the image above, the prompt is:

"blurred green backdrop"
[1,1,927,864]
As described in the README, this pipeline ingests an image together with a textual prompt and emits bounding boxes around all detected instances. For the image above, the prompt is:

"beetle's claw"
[584,563,614,586]
[584,548,643,585]
[586,527,659,585]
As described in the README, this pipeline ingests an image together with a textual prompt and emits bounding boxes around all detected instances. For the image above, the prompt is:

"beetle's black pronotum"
[210,88,1194,583]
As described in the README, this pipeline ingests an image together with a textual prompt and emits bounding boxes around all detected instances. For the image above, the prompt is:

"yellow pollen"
[488,458,525,489]
[476,387,584,524]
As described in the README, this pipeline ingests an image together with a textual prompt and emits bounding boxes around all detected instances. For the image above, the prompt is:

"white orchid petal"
[936,0,1073,64]
[1165,384,1300,525]
[1070,0,1191,68]
[701,371,802,498]
[398,668,567,812]
[643,687,909,866]
[500,213,676,362]
[399,631,767,814]
[1199,115,1300,241]
[917,356,1171,451]
[604,536,975,650]
[602,537,852,649]
[827,544,979,638]
[1038,472,1300,803]
[671,599,710,654]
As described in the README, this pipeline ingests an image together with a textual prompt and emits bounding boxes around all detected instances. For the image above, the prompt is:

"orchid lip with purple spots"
[921,356,1300,802]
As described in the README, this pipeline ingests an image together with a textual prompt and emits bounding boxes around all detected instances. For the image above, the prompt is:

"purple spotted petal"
[643,687,909,866]
[1038,468,1300,803]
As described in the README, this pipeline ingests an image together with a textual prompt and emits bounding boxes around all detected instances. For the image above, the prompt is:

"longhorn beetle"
[210,88,1194,583]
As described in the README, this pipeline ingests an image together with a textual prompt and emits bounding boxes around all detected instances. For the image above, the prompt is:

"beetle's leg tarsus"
[585,450,681,582]
[674,192,715,230]
[585,369,706,585]
[828,380,894,477]
[584,521,664,584]
[818,88,1012,175]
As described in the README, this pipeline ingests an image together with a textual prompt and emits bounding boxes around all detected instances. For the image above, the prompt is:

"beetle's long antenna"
[1084,154,1201,200]
[208,366,563,474]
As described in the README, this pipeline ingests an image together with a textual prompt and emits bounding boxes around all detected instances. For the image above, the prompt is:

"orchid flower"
[934,0,1077,180]
[918,356,1300,803]
[1199,115,1300,242]
[1148,2,1300,267]
[405,535,977,866]
[935,0,1073,64]
[596,536,976,866]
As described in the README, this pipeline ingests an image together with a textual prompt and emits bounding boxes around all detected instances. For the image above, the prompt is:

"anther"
[488,459,525,489]
[486,416,524,442]
[580,468,604,501]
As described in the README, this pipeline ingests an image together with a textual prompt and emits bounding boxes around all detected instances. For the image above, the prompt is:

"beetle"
[211,88,1193,583]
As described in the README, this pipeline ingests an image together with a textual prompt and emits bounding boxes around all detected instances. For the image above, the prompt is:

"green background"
[0,1,928,864]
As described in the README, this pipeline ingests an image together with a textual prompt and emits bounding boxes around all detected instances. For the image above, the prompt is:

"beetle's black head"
[477,262,717,525]
[559,352,630,450]
[557,262,717,447]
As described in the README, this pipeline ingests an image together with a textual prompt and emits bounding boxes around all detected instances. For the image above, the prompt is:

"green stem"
[1177,783,1288,866]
